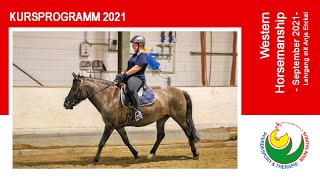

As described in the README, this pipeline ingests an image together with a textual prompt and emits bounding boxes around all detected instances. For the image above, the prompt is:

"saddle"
[120,82,156,108]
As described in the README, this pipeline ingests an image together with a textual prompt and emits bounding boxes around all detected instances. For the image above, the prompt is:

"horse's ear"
[78,72,80,77]
[72,72,78,80]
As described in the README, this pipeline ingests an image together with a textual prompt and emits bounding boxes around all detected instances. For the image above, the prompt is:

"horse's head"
[63,72,87,109]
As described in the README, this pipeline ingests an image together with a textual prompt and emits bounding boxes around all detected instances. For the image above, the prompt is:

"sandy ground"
[13,128,237,169]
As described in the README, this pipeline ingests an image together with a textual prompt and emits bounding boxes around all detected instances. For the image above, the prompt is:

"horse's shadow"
[96,155,195,167]
[15,155,194,168]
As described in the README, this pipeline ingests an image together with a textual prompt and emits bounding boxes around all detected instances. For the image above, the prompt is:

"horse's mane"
[80,76,113,86]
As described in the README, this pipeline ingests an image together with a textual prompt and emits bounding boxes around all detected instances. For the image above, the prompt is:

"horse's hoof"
[134,155,140,160]
[90,160,97,166]
[193,154,199,160]
[147,154,156,159]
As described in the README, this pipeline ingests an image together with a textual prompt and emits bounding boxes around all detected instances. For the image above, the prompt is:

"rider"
[116,35,148,121]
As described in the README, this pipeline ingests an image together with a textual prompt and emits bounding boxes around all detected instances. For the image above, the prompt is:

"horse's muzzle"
[63,102,73,109]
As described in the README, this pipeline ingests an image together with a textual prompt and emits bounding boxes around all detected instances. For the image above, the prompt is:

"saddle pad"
[121,87,156,108]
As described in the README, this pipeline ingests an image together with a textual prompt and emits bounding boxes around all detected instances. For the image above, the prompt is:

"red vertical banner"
[241,2,320,115]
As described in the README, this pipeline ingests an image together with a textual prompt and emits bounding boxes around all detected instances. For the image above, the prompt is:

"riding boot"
[129,92,143,121]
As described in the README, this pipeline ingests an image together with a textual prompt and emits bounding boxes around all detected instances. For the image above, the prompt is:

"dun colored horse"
[64,73,200,165]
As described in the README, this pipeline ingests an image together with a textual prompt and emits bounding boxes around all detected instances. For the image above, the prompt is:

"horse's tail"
[182,91,201,143]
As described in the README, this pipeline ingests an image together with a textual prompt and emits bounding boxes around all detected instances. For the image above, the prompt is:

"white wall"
[13,31,237,87]
[13,87,237,135]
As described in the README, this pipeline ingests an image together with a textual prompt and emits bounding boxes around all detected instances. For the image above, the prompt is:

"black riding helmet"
[130,35,146,52]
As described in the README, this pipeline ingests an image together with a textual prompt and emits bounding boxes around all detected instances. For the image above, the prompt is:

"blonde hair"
[141,46,148,53]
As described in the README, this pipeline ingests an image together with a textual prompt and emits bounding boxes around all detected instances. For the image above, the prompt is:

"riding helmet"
[130,35,146,47]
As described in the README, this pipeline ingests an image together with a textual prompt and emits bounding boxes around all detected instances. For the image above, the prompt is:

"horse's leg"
[116,127,139,159]
[148,116,169,159]
[91,125,114,165]
[175,120,199,160]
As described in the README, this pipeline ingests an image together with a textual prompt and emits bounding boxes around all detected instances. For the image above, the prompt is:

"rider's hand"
[116,73,127,83]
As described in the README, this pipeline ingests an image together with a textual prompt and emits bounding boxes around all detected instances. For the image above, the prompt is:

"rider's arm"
[125,65,142,75]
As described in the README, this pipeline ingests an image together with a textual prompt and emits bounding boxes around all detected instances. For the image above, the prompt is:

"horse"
[63,73,200,165]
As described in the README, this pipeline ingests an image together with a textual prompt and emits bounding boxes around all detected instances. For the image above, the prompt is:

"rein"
[86,80,117,99]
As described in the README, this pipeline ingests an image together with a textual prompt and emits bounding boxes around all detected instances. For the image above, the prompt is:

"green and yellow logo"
[260,122,309,169]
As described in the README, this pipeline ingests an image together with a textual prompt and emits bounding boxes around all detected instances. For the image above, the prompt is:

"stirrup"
[135,111,143,121]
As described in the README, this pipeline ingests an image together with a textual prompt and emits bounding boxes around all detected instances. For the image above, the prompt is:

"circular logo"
[260,122,309,169]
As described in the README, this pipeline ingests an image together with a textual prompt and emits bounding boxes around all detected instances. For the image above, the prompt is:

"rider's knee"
[129,89,138,96]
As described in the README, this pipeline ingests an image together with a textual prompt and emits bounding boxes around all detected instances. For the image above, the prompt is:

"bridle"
[71,79,85,106]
